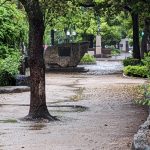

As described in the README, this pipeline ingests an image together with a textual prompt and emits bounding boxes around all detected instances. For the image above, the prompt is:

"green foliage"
[111,48,121,56]
[0,1,27,86]
[135,84,150,106]
[123,57,141,66]
[142,52,150,77]
[80,53,96,64]
[0,45,19,59]
[0,2,28,48]
[123,65,148,78]
[0,52,21,86]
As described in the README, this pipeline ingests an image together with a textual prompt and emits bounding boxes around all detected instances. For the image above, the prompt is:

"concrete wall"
[119,38,129,52]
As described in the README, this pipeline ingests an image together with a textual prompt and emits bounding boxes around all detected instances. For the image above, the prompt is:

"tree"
[139,1,150,58]
[79,0,144,59]
[18,0,56,121]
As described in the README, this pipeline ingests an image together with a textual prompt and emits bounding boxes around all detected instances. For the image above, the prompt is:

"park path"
[0,58,148,150]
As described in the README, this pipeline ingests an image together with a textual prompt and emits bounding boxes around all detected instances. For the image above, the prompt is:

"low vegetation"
[123,52,150,78]
[123,53,150,106]
[0,3,27,86]
[135,84,150,106]
[80,53,96,64]
[111,49,121,56]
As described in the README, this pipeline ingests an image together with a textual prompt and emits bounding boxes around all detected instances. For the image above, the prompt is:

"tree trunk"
[141,20,148,58]
[131,13,141,59]
[88,34,94,48]
[141,17,150,58]
[19,0,56,121]
[51,29,55,46]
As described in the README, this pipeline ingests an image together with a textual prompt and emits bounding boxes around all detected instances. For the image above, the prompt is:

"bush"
[142,52,150,77]
[123,65,148,78]
[0,52,21,86]
[111,49,121,56]
[0,71,16,86]
[80,53,96,64]
[135,84,150,106]
[123,57,141,66]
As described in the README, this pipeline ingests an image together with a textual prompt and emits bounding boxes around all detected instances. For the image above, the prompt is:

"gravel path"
[0,71,148,150]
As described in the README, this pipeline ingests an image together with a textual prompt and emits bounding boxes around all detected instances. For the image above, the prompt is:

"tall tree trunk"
[141,17,150,58]
[131,13,141,59]
[141,19,148,58]
[19,0,56,121]
[88,34,94,48]
[51,29,55,46]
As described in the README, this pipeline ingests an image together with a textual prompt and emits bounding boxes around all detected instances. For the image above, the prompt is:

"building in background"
[119,37,129,52]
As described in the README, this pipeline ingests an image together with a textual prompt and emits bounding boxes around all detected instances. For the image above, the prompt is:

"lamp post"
[66,30,76,43]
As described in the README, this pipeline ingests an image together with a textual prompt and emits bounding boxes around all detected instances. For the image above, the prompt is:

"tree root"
[20,114,59,122]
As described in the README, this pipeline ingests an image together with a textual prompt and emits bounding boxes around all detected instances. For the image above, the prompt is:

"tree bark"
[131,13,141,59]
[19,0,56,121]
[141,17,150,58]
[51,29,55,46]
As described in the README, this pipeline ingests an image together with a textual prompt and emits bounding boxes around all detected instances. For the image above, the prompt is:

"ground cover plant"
[123,52,150,78]
[80,53,96,64]
[111,48,121,56]
[135,83,150,106]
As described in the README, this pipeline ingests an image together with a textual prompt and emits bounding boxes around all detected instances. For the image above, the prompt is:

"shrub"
[142,52,150,77]
[111,49,121,56]
[135,84,150,106]
[123,65,148,78]
[0,52,21,86]
[80,53,96,64]
[123,57,141,66]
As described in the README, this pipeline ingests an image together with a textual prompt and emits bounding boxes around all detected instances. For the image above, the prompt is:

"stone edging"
[0,86,30,94]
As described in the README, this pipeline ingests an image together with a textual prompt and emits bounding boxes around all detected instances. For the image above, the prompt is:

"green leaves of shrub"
[123,57,141,66]
[80,53,96,64]
[142,52,150,77]
[111,49,121,56]
[0,52,21,86]
[123,65,148,78]
[0,2,28,48]
[135,84,150,106]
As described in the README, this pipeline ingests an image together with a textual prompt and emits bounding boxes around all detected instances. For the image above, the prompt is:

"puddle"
[0,119,18,123]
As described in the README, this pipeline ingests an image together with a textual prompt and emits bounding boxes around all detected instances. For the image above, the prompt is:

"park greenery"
[0,0,149,120]
[123,52,150,78]
[80,53,96,64]
[0,2,27,85]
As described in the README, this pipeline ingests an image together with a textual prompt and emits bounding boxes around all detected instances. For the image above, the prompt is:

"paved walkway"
[96,52,132,61]
[0,71,148,150]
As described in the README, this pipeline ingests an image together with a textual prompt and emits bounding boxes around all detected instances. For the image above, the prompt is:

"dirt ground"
[0,73,148,150]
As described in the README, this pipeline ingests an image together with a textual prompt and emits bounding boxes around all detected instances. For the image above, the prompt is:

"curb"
[0,86,30,94]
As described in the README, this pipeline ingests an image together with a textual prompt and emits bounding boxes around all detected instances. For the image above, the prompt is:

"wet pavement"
[79,61,123,75]
[0,69,148,150]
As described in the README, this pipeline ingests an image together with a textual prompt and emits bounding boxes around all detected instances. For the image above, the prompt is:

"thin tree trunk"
[51,29,55,46]
[141,17,150,58]
[19,0,56,121]
[131,13,141,59]
[141,21,147,58]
